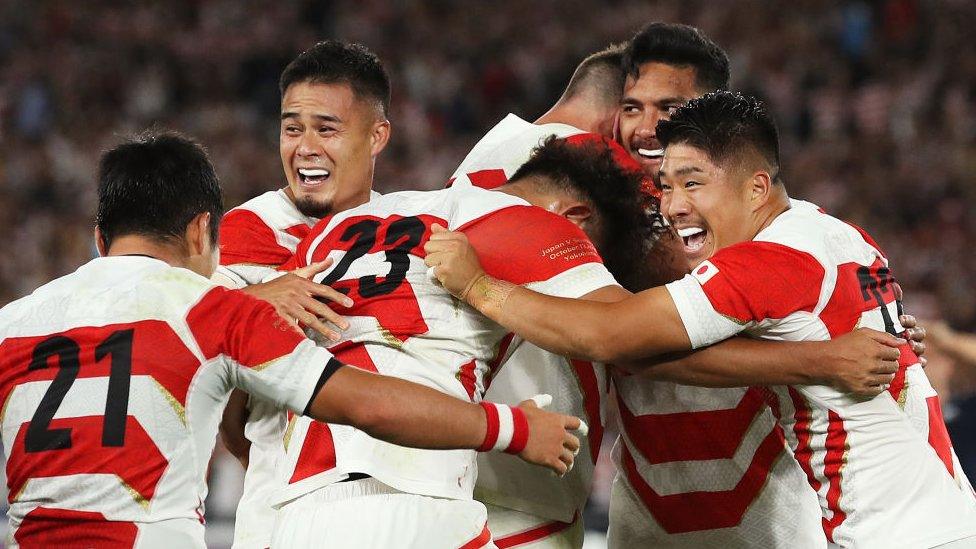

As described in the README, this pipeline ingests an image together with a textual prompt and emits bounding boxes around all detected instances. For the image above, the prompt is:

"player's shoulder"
[752,199,882,265]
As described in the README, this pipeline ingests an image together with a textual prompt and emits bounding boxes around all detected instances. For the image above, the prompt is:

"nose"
[296,129,321,158]
[636,109,662,139]
[665,187,691,220]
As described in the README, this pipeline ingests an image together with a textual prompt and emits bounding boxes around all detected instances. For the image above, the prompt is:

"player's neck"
[534,99,611,137]
[103,235,188,269]
[496,176,567,213]
[752,187,792,236]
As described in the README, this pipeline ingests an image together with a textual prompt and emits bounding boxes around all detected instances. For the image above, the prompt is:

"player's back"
[276,184,616,505]
[0,256,328,548]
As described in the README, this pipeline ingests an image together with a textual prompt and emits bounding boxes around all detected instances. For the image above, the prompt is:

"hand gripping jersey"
[664,200,976,548]
[276,184,618,506]
[0,256,335,548]
[216,188,317,549]
[451,114,628,537]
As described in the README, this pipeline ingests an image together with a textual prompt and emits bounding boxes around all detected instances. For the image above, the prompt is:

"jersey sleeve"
[460,205,619,299]
[186,286,334,415]
[665,241,825,348]
[219,209,297,269]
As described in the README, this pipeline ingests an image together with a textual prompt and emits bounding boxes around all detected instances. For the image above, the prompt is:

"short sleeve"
[186,287,330,414]
[219,209,296,268]
[665,241,825,348]
[460,205,619,299]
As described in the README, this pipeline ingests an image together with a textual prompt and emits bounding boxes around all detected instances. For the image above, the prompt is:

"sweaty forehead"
[624,62,701,102]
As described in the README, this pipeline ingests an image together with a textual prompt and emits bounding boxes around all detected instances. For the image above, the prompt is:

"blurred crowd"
[1,0,975,543]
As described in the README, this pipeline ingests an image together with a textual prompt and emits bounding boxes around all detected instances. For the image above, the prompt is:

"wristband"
[477,402,529,454]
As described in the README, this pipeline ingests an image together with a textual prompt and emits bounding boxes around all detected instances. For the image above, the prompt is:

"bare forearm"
[627,337,827,386]
[308,367,486,449]
[465,277,690,362]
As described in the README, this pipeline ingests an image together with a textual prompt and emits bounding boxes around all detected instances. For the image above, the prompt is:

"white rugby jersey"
[0,256,334,548]
[451,114,626,528]
[277,184,618,505]
[665,200,976,548]
[217,188,317,549]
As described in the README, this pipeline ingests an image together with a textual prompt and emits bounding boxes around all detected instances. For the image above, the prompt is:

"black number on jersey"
[857,266,897,336]
[322,216,426,297]
[25,329,135,453]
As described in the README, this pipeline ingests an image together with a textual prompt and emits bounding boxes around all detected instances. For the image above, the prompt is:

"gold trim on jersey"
[379,327,403,350]
[283,414,298,451]
[10,479,29,503]
[251,356,283,373]
[152,378,186,427]
[0,392,11,426]
[118,475,151,510]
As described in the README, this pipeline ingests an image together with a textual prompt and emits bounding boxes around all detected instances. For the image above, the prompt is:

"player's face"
[280,81,390,218]
[659,143,755,269]
[618,63,701,177]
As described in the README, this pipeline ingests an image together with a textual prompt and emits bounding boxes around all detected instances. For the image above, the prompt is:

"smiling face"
[279,81,390,218]
[618,62,702,177]
[658,143,757,269]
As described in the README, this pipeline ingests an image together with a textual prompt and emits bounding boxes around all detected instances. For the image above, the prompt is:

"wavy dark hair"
[509,136,666,291]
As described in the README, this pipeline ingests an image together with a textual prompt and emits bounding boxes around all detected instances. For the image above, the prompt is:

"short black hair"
[562,42,627,107]
[657,91,782,183]
[624,22,730,93]
[279,40,391,118]
[509,136,665,290]
[96,131,224,249]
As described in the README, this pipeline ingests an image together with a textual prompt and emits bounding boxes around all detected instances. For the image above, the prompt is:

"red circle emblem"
[696,265,708,275]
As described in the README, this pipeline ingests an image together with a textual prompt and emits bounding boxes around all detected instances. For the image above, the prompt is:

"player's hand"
[242,259,354,341]
[515,395,584,476]
[423,225,486,300]
[820,328,904,397]
[893,282,927,366]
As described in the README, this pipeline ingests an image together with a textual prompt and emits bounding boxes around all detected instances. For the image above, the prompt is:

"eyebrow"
[280,112,343,124]
[658,166,705,178]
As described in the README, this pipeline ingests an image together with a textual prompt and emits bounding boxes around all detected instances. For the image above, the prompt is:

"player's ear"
[557,202,594,229]
[748,170,773,211]
[94,227,107,257]
[369,118,391,158]
[185,212,211,256]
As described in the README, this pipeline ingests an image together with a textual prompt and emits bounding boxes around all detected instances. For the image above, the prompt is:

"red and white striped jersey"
[277,184,618,505]
[665,200,976,548]
[448,113,586,190]
[217,189,318,285]
[0,256,335,548]
[450,114,622,525]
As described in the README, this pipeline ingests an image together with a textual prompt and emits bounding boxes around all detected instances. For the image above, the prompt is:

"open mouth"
[298,168,331,187]
[637,148,664,160]
[677,226,707,254]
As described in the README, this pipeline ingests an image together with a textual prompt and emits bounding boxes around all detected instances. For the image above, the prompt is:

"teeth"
[637,148,664,158]
[676,227,704,237]
[298,168,330,177]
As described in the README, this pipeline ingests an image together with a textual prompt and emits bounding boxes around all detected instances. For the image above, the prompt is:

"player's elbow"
[345,399,400,443]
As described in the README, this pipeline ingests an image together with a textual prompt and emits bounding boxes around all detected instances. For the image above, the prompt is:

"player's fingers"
[872,359,898,375]
[531,394,553,409]
[296,310,341,342]
[560,449,575,471]
[911,341,926,356]
[562,414,580,431]
[550,457,569,477]
[899,314,917,329]
[292,258,334,280]
[919,356,928,369]
[430,223,447,234]
[868,329,906,348]
[872,372,896,387]
[300,296,350,331]
[304,280,354,308]
[517,398,538,410]
[564,433,581,455]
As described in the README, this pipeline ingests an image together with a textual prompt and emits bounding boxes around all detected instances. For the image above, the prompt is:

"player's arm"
[425,224,690,362]
[303,361,582,474]
[626,329,902,396]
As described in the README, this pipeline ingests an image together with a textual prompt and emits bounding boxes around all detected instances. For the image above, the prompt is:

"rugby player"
[212,40,391,548]
[425,91,976,549]
[0,132,581,548]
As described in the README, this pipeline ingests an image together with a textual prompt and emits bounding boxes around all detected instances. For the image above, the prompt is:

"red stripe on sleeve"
[702,241,824,323]
[219,209,296,267]
[460,206,603,286]
[186,287,305,368]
